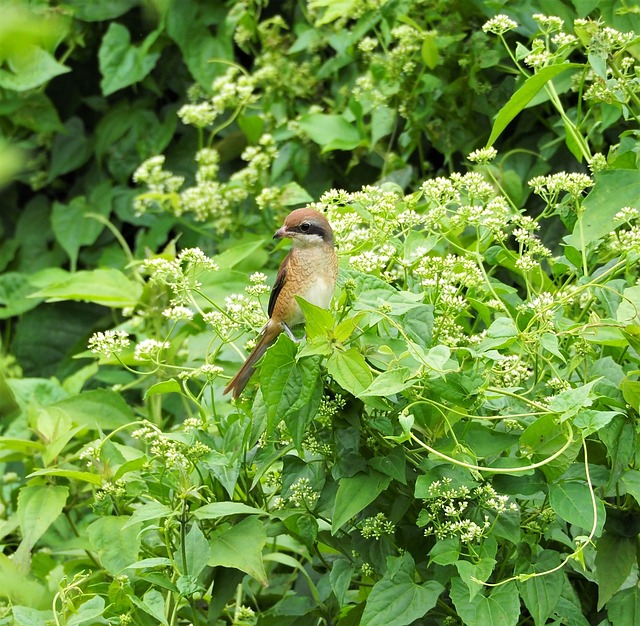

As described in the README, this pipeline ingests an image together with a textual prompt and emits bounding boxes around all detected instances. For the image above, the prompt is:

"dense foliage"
[1,0,640,624]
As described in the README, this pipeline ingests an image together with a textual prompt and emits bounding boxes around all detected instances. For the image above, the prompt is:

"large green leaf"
[299,113,363,151]
[361,553,443,626]
[177,523,209,577]
[98,23,161,96]
[595,532,636,609]
[0,554,48,608]
[487,64,581,146]
[608,584,640,626]
[332,470,391,533]
[518,551,563,626]
[450,578,520,626]
[359,367,414,397]
[548,481,605,535]
[87,516,142,574]
[47,389,134,430]
[327,348,373,396]
[32,269,143,308]
[14,485,68,572]
[208,516,268,585]
[51,186,112,270]
[564,169,640,250]
[260,337,322,447]
[0,45,70,91]
[194,502,266,519]
[165,0,232,87]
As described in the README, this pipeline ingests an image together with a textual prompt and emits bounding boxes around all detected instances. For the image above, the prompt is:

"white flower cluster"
[529,172,593,199]
[422,478,517,543]
[143,248,218,307]
[288,477,319,509]
[482,14,518,35]
[88,330,130,358]
[361,512,395,539]
[492,354,533,387]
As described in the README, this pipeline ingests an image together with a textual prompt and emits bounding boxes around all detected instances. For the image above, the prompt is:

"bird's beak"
[273,226,289,240]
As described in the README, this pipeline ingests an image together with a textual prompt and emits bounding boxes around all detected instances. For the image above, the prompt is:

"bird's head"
[273,208,334,247]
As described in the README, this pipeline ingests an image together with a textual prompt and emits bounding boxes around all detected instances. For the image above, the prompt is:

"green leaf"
[48,389,134,430]
[403,305,434,346]
[131,589,168,625]
[0,554,48,608]
[165,0,232,88]
[51,187,112,270]
[0,272,42,319]
[548,481,605,534]
[608,584,640,626]
[487,64,581,146]
[371,105,395,145]
[621,470,640,505]
[65,0,138,21]
[333,313,365,343]
[214,240,265,270]
[260,337,322,447]
[518,550,563,626]
[122,501,174,529]
[12,606,54,626]
[208,516,268,585]
[0,45,70,91]
[15,485,68,566]
[177,523,209,577]
[450,578,520,626]
[296,297,335,339]
[308,0,359,26]
[48,117,94,180]
[32,269,143,308]
[66,596,105,626]
[87,517,142,574]
[27,469,103,485]
[327,348,373,396]
[548,379,598,421]
[99,23,161,96]
[428,537,460,565]
[573,410,620,436]
[617,286,640,326]
[455,558,496,601]
[476,317,517,351]
[280,182,314,206]
[359,367,413,397]
[361,553,443,626]
[520,413,579,480]
[564,169,640,250]
[330,559,354,607]
[332,470,391,533]
[299,113,362,151]
[144,379,183,399]
[595,532,636,609]
[194,502,265,519]
[421,32,439,69]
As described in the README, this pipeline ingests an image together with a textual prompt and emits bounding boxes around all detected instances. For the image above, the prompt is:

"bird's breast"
[283,245,337,326]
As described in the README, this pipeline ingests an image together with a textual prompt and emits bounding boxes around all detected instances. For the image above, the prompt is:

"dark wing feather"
[268,252,290,317]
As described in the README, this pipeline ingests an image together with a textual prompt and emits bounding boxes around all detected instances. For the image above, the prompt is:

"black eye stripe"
[297,222,323,236]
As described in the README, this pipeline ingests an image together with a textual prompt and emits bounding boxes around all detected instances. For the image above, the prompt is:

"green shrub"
[1,1,640,625]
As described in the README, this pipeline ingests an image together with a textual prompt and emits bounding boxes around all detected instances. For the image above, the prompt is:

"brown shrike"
[224,208,338,399]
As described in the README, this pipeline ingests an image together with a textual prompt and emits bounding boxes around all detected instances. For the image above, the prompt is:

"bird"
[223,207,338,399]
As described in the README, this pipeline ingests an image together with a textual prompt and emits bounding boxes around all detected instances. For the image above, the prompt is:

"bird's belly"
[300,275,334,309]
[287,275,333,326]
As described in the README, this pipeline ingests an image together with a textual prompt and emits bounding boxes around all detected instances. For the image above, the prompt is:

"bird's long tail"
[223,321,282,399]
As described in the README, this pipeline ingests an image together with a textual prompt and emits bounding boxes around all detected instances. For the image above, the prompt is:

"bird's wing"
[268,251,291,317]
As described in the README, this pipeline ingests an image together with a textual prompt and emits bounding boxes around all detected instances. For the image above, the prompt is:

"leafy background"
[1,0,640,625]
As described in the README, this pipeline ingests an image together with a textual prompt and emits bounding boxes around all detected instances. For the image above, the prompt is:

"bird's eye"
[300,222,311,232]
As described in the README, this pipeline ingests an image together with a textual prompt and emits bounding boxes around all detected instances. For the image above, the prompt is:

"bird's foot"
[282,323,304,343]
